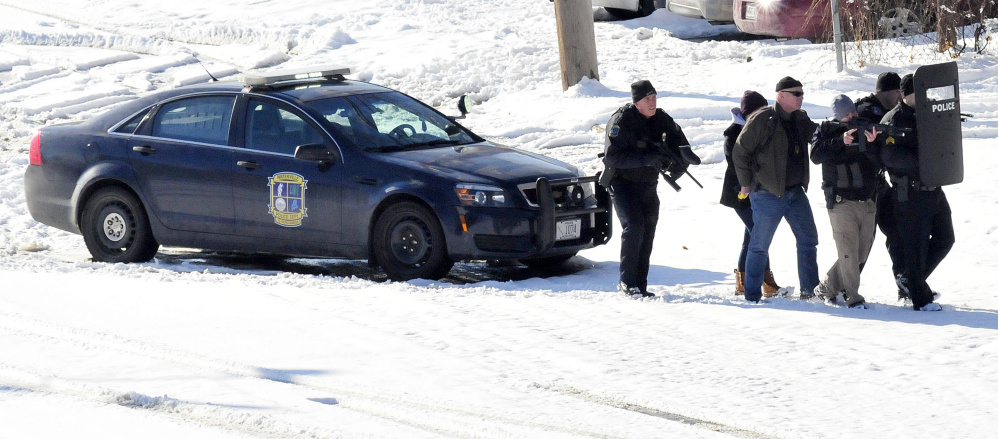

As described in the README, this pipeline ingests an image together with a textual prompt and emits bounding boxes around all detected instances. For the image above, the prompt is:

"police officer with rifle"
[854,72,906,297]
[599,80,700,298]
[810,95,884,309]
[873,73,956,311]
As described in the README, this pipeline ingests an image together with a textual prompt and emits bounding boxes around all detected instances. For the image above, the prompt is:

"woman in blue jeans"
[720,91,781,296]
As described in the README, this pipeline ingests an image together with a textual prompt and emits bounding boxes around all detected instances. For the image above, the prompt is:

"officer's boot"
[734,269,745,295]
[762,269,781,298]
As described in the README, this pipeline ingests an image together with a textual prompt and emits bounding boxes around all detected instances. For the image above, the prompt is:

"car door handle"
[237,160,261,170]
[352,176,379,186]
[132,146,156,155]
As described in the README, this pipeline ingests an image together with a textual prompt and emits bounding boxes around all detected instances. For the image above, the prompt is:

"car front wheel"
[373,202,453,281]
[80,187,159,263]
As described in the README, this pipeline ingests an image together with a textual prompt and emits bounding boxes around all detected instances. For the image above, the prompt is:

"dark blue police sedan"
[24,65,611,280]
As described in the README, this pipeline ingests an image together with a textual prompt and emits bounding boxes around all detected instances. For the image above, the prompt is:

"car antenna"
[192,55,219,82]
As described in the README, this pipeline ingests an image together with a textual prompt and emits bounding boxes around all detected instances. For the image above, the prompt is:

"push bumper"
[446,176,612,260]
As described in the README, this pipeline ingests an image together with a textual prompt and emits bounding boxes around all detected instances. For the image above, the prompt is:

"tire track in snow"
[0,308,643,439]
[537,383,780,439]
[0,2,193,57]
[0,364,362,439]
[0,2,289,62]
[314,291,792,439]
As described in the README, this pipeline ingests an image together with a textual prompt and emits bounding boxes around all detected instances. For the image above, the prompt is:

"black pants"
[890,187,955,309]
[875,184,903,280]
[610,179,660,292]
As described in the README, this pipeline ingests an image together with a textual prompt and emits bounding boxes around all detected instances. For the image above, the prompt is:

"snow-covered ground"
[2,1,998,438]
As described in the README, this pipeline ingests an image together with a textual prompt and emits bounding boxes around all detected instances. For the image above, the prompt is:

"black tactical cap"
[631,80,656,103]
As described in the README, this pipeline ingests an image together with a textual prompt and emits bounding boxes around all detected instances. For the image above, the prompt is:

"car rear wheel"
[81,187,159,263]
[518,252,577,269]
[373,202,453,281]
[605,0,656,20]
[878,7,924,38]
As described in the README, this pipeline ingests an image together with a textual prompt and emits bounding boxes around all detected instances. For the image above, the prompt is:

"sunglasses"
[782,90,804,97]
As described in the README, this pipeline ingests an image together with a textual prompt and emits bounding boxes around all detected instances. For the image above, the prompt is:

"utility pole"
[831,0,845,72]
[553,0,600,91]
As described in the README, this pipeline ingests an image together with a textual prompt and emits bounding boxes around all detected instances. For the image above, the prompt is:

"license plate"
[744,2,756,20]
[556,218,581,241]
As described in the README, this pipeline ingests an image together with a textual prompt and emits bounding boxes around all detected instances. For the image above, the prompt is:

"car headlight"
[455,184,507,207]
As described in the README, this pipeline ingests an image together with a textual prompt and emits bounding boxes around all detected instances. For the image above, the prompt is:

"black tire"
[519,252,577,269]
[80,187,159,263]
[372,202,453,281]
[605,0,655,20]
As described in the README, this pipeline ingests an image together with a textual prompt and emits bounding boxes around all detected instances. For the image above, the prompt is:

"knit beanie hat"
[740,90,768,117]
[831,94,855,121]
[900,74,915,97]
[876,72,901,93]
[631,80,657,103]
[775,76,803,91]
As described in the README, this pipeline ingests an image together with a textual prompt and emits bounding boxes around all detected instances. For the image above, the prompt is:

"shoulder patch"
[608,125,620,138]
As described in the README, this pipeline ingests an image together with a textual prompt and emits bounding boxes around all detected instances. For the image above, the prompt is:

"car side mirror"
[456,94,474,119]
[294,143,338,170]
[444,124,462,136]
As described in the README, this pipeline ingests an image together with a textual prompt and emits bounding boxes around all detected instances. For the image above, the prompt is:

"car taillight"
[29,129,42,166]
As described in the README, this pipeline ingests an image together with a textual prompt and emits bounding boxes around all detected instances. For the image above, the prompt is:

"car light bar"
[238,65,354,86]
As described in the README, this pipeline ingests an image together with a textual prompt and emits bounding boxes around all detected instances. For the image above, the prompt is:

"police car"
[24,65,612,280]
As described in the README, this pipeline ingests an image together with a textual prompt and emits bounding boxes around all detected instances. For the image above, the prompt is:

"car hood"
[381,142,581,184]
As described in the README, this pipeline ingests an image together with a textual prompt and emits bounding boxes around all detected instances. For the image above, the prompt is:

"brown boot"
[763,269,781,298]
[734,269,745,295]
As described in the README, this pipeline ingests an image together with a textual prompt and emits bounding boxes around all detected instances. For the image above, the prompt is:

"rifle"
[656,138,703,192]
[826,119,912,152]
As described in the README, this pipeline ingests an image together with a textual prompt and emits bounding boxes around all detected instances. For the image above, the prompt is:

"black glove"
[678,145,701,165]
[666,160,688,177]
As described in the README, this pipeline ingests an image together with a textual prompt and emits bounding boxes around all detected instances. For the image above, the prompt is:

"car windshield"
[308,91,476,151]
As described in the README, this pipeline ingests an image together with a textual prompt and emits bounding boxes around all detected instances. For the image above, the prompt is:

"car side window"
[151,96,235,144]
[312,98,374,149]
[245,99,324,155]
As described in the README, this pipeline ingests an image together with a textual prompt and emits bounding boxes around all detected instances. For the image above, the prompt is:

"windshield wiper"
[366,139,463,152]
[366,144,407,152]
[415,139,462,148]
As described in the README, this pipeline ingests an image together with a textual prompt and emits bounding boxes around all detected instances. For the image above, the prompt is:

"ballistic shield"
[914,62,963,187]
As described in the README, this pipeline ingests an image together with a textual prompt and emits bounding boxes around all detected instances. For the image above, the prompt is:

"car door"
[229,96,345,254]
[128,94,237,234]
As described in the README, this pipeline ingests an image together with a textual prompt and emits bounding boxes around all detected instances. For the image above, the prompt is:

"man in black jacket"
[602,80,689,298]
[876,74,954,311]
[855,72,902,123]
[856,72,905,295]
[810,95,880,308]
